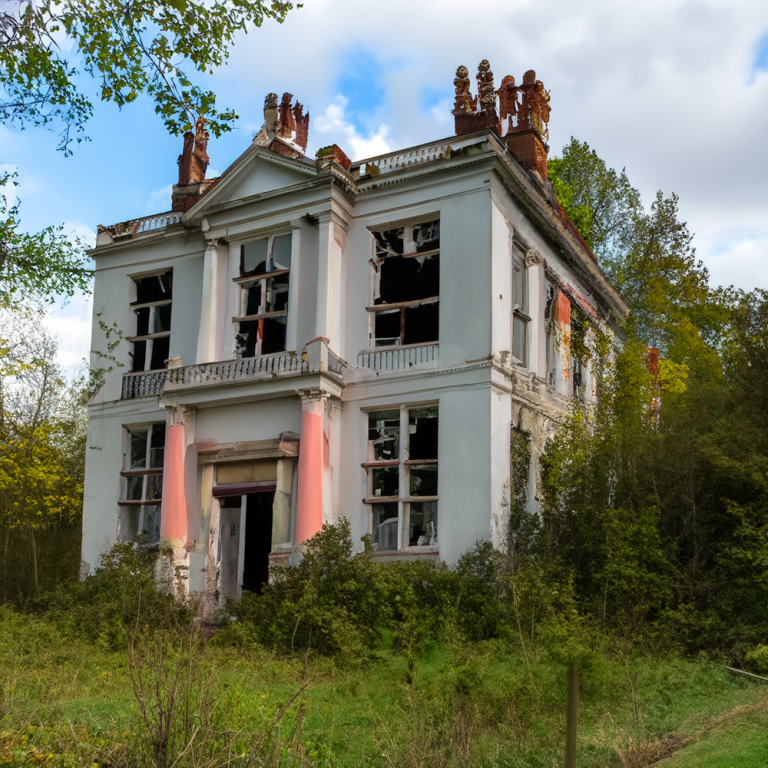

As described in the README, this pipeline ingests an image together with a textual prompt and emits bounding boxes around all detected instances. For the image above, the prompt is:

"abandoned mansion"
[82,62,628,602]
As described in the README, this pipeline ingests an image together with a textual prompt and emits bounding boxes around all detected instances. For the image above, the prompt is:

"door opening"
[242,491,274,594]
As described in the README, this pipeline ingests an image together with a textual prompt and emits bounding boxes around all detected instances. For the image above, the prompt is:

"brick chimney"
[172,116,213,213]
[503,70,551,179]
[453,62,551,179]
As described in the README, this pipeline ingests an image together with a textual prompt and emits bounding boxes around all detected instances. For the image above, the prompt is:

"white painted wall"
[82,401,165,572]
[83,136,618,579]
[195,398,301,444]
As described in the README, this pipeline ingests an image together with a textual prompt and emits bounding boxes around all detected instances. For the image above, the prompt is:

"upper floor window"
[368,219,439,349]
[512,245,529,365]
[129,270,172,372]
[119,422,166,542]
[545,281,556,387]
[364,405,439,552]
[234,233,292,357]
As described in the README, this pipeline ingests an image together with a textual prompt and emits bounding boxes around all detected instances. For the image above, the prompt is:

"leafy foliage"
[0,172,91,307]
[1,0,299,151]
[0,307,86,598]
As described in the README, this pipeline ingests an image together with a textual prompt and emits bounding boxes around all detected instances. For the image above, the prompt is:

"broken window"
[129,270,173,372]
[364,405,438,551]
[369,219,439,348]
[234,233,291,357]
[119,422,166,542]
[512,244,529,365]
[545,282,556,387]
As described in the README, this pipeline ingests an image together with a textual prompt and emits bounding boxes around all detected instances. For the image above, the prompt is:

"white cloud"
[699,236,768,293]
[145,183,174,213]
[218,0,768,292]
[314,95,391,160]
[43,293,93,378]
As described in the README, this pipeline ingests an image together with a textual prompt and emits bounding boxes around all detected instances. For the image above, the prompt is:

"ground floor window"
[364,405,438,551]
[119,422,165,542]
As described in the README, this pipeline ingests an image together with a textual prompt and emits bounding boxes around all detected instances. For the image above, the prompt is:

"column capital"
[525,248,545,268]
[296,387,331,409]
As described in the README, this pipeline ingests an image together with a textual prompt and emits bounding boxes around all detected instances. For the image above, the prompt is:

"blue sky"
[2,0,768,373]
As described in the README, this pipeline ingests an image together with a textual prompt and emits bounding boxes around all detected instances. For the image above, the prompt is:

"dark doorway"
[242,491,274,594]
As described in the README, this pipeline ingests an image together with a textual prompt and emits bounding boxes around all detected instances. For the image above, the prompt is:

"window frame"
[232,232,292,358]
[127,269,173,372]
[118,421,166,541]
[512,246,530,366]
[362,404,439,552]
[368,218,440,350]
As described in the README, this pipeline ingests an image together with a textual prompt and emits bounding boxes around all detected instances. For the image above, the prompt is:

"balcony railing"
[121,370,166,399]
[121,349,349,400]
[121,345,435,400]
[165,353,302,389]
[357,344,438,372]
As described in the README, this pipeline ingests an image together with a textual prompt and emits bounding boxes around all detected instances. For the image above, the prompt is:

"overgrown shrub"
[35,540,190,650]
[221,520,592,662]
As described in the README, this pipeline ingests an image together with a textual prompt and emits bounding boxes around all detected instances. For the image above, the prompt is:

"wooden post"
[565,664,579,768]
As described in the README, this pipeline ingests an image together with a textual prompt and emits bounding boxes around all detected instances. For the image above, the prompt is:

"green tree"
[536,141,768,655]
[1,0,298,151]
[1,171,91,308]
[0,307,85,599]
[548,138,642,276]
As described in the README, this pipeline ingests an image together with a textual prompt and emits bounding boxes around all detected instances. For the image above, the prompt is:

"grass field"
[2,606,767,767]
[654,698,768,768]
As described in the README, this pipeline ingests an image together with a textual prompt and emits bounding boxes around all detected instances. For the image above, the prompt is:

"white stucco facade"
[82,127,627,604]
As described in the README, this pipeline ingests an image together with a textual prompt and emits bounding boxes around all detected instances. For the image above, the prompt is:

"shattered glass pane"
[236,321,258,358]
[412,219,440,253]
[409,464,438,496]
[153,303,172,333]
[266,273,290,313]
[242,238,269,276]
[271,234,292,271]
[513,314,527,364]
[368,411,400,461]
[127,475,144,501]
[146,474,163,501]
[403,302,439,345]
[408,501,437,546]
[374,309,401,347]
[374,228,404,259]
[134,306,150,336]
[371,466,399,497]
[261,316,287,354]
[135,271,173,304]
[150,335,169,370]
[130,428,148,469]
[513,257,526,311]
[371,503,398,551]
[143,505,161,543]
[408,407,438,460]
[242,281,262,317]
[150,423,165,468]
[131,340,147,372]
[377,253,439,305]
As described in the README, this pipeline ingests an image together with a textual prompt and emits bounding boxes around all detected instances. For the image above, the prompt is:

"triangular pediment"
[184,144,317,220]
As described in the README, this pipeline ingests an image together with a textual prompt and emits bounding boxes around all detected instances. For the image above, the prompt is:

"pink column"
[160,424,187,540]
[295,406,324,543]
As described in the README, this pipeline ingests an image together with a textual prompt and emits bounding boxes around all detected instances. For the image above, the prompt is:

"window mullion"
[399,407,409,550]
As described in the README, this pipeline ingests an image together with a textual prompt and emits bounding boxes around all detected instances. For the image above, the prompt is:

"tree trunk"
[29,525,39,594]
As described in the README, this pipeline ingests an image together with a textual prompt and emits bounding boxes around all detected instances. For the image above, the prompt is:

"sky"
[2,0,767,375]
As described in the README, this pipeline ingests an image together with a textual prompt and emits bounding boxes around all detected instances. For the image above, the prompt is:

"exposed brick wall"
[505,130,549,179]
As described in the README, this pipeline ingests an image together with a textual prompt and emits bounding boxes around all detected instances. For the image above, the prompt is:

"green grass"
[655,701,768,768]
[1,607,766,767]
